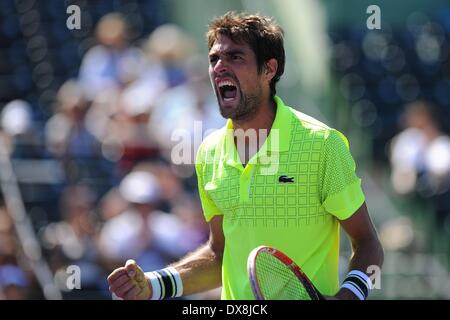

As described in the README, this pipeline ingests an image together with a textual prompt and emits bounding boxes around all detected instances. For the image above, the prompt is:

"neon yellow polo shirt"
[195,96,365,299]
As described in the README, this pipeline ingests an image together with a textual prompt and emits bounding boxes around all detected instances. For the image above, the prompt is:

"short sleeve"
[319,130,365,220]
[195,145,221,222]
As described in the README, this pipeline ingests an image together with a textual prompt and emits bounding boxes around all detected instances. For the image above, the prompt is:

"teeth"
[218,80,235,88]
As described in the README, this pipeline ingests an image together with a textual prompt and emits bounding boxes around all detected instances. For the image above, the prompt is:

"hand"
[107,259,152,300]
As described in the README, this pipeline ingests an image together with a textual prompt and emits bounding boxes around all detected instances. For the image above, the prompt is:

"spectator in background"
[40,185,106,298]
[0,264,28,300]
[45,80,97,158]
[98,187,128,221]
[144,24,195,88]
[0,202,21,268]
[45,80,112,187]
[98,169,205,275]
[78,13,144,101]
[131,161,209,244]
[111,83,162,175]
[389,101,450,227]
[0,198,35,299]
[83,81,163,180]
[98,170,168,271]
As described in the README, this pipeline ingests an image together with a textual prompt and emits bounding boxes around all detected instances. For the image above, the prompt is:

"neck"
[232,96,277,167]
[233,97,276,132]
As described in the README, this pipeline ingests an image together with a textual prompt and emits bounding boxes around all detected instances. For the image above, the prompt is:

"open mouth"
[218,80,238,102]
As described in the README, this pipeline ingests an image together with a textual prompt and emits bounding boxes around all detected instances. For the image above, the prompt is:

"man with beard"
[108,12,384,300]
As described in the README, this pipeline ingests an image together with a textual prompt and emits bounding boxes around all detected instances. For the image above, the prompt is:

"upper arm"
[208,215,225,258]
[196,148,222,222]
[339,202,379,244]
[320,130,365,220]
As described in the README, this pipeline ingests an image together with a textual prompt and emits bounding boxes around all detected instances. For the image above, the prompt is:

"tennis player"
[108,12,384,300]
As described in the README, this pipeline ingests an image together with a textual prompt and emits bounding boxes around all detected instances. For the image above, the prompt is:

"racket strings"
[255,252,312,300]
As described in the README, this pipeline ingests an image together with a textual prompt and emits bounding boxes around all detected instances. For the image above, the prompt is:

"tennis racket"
[247,245,324,300]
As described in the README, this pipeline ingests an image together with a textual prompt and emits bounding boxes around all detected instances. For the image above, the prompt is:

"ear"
[263,58,278,82]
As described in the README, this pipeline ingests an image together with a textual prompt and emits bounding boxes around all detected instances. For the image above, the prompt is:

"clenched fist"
[107,259,152,300]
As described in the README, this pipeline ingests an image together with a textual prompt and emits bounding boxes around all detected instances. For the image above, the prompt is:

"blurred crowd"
[329,9,450,254]
[389,100,450,230]
[0,13,224,299]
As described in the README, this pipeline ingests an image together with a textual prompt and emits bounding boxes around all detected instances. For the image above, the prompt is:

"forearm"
[348,238,384,271]
[169,242,223,296]
[336,239,384,299]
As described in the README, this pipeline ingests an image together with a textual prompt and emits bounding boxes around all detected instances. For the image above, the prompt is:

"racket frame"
[247,245,324,300]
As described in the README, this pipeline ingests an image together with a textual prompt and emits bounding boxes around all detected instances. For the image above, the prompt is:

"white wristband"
[145,267,183,300]
[166,267,183,298]
[341,269,372,300]
[348,270,373,290]
[341,282,365,300]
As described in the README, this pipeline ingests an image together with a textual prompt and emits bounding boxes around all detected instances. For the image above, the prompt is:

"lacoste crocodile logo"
[278,175,294,183]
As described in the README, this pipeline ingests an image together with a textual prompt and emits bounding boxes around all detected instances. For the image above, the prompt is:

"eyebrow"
[209,49,246,58]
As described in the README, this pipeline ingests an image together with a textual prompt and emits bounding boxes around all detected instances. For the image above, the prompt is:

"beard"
[218,83,263,122]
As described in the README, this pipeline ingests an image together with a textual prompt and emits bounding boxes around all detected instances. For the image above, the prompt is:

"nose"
[213,58,228,75]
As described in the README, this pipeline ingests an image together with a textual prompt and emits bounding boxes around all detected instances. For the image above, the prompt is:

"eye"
[232,55,243,61]
[209,55,218,64]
